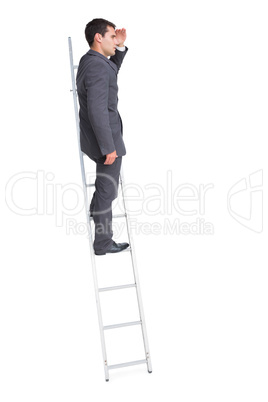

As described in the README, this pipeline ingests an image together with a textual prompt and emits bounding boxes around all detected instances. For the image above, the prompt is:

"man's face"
[100,26,119,57]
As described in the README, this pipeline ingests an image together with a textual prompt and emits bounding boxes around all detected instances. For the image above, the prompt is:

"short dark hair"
[85,18,116,47]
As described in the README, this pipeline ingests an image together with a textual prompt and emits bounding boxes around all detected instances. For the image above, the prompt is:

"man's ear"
[94,32,102,44]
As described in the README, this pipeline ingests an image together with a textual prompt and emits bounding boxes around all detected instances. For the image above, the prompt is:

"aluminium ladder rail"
[68,37,152,381]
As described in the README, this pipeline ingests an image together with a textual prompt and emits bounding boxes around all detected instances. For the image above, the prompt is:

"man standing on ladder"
[76,18,129,256]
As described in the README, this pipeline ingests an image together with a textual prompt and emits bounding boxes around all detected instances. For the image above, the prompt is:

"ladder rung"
[108,359,147,370]
[86,183,95,187]
[99,284,136,292]
[89,214,129,222]
[103,320,141,330]
[112,213,126,218]
[87,242,131,252]
[120,247,131,253]
[73,65,78,69]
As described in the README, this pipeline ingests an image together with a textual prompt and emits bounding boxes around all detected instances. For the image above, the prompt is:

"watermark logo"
[5,170,215,236]
[227,169,263,233]
[5,171,84,226]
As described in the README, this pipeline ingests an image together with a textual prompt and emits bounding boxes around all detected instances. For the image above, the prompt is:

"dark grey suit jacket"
[76,47,128,160]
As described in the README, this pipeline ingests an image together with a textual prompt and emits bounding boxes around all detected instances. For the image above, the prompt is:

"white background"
[1,0,267,400]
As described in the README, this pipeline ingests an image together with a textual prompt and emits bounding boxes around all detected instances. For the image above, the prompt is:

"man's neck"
[90,46,107,58]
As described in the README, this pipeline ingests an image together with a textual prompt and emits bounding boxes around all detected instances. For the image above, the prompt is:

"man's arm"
[109,28,128,71]
[110,46,128,71]
[85,61,116,157]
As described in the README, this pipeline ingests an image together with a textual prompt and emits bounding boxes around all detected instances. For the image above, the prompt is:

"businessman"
[76,18,129,255]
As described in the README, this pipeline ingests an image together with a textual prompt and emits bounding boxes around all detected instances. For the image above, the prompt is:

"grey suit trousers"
[89,155,122,253]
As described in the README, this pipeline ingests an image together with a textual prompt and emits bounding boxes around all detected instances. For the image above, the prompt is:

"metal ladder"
[68,37,152,381]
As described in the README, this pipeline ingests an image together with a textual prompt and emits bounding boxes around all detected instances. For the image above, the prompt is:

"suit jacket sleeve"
[85,61,115,156]
[109,46,128,71]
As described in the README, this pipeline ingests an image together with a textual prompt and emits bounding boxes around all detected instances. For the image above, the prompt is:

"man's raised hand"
[115,28,127,46]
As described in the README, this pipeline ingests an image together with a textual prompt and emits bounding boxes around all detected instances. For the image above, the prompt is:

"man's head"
[85,18,119,57]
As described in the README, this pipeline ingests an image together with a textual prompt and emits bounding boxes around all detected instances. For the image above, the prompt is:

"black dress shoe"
[95,241,129,255]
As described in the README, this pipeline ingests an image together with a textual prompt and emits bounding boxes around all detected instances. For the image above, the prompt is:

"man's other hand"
[104,150,118,165]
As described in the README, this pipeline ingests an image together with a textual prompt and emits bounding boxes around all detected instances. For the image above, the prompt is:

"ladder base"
[108,359,147,370]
